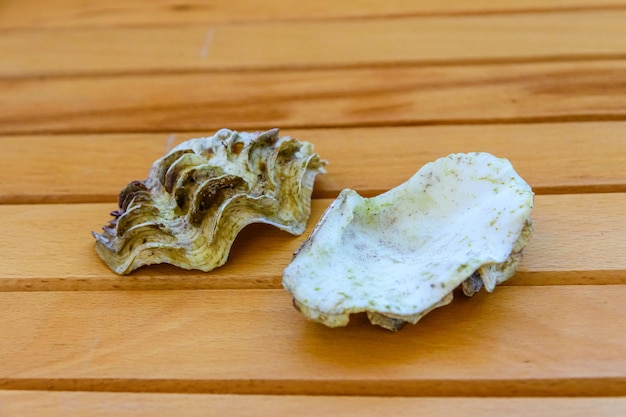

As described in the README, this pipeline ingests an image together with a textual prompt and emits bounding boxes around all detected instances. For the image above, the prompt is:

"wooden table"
[1,1,626,415]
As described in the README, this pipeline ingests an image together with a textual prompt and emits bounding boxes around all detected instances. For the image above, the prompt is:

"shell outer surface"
[282,152,534,331]
[93,128,326,275]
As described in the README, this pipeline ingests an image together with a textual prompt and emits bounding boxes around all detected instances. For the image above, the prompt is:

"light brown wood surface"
[2,1,624,28]
[1,0,625,414]
[4,10,626,76]
[0,194,624,291]
[3,61,626,135]
[2,392,625,417]
[2,123,626,204]
[1,287,625,396]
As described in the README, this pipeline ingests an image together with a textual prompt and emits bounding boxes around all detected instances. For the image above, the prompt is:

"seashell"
[282,152,533,331]
[93,128,326,275]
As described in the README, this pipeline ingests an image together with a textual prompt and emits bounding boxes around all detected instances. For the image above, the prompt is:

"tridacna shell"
[93,128,326,275]
[283,152,534,331]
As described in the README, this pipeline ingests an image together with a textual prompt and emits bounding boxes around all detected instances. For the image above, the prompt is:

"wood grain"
[4,10,626,77]
[2,61,626,134]
[0,194,624,291]
[2,123,626,204]
[1,392,624,417]
[1,286,625,396]
[2,0,625,411]
[1,1,624,29]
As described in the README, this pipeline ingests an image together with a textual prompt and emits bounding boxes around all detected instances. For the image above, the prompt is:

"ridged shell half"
[282,152,533,331]
[93,128,326,275]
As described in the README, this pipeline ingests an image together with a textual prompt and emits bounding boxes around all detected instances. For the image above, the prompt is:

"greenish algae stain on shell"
[93,128,326,275]
[283,152,534,331]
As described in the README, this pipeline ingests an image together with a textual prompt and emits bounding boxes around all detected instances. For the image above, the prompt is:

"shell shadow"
[295,290,498,369]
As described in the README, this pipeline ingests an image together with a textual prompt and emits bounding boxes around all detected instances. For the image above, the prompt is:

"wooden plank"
[4,11,626,76]
[2,123,626,204]
[0,194,624,291]
[2,61,626,134]
[0,286,625,396]
[1,1,623,29]
[1,392,625,417]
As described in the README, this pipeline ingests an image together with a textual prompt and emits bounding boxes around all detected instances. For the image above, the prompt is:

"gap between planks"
[0,193,624,291]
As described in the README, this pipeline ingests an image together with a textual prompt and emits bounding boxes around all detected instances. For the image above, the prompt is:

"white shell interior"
[283,152,534,330]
